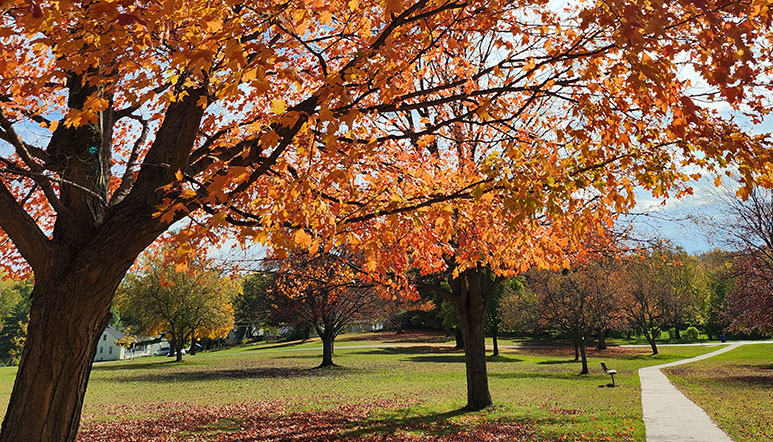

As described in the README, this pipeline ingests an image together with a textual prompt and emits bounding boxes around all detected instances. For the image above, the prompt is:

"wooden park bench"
[601,362,617,387]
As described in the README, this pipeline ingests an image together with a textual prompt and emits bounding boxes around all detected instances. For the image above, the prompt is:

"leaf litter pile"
[77,400,533,442]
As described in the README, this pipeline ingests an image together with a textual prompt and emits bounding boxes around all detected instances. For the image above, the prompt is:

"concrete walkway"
[639,344,742,442]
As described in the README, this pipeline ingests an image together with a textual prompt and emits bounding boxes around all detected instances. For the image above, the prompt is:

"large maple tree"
[0,0,771,441]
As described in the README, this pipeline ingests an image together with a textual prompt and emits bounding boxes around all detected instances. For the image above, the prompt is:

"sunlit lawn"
[664,343,773,442]
[0,333,721,441]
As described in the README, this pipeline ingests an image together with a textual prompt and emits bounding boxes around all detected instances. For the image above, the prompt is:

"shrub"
[683,327,700,341]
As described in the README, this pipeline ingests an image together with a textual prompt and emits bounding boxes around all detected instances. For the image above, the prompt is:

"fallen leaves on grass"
[515,347,648,358]
[77,400,533,442]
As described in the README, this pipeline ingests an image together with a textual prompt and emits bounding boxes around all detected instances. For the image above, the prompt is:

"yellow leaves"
[750,0,769,18]
[85,95,109,112]
[522,58,536,72]
[197,95,209,109]
[293,8,308,35]
[293,229,313,249]
[180,188,197,198]
[736,185,752,200]
[270,98,287,114]
[212,212,227,227]
[204,19,222,33]
[63,109,90,128]
[348,0,359,10]
[319,11,333,26]
[242,68,257,82]
[42,119,58,132]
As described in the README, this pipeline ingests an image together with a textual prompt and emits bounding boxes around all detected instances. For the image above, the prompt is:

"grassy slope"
[0,333,720,441]
[663,343,773,442]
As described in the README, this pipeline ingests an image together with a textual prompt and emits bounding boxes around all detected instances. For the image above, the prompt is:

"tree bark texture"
[454,328,464,349]
[643,329,659,355]
[0,260,129,442]
[320,331,335,367]
[449,267,498,411]
[573,338,580,361]
[175,340,184,362]
[0,84,207,442]
[578,334,588,375]
[596,328,607,350]
[189,337,197,355]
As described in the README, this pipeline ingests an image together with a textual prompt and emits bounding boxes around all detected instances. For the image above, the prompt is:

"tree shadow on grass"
[487,355,524,363]
[358,346,458,357]
[537,359,576,365]
[241,340,315,352]
[489,371,586,381]
[92,360,181,372]
[278,354,326,360]
[107,366,352,383]
[408,354,466,363]
[356,347,523,364]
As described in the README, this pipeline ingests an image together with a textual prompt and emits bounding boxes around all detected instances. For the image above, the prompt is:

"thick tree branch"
[0,180,51,271]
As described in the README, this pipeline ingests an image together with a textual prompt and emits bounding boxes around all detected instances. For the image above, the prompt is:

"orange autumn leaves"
[0,0,772,283]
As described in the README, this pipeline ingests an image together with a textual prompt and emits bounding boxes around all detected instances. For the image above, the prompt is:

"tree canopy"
[116,249,236,361]
[0,1,772,440]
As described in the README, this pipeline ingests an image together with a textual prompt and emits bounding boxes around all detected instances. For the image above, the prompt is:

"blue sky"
[627,112,773,254]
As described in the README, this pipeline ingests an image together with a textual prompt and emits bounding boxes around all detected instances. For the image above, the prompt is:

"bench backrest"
[600,362,609,373]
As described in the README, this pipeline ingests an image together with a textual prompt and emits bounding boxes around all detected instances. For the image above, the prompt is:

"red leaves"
[115,13,148,27]
[28,1,43,19]
[77,401,533,442]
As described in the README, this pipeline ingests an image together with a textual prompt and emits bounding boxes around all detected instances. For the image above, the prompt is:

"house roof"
[102,327,126,341]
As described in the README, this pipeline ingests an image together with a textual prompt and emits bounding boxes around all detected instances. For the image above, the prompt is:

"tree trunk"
[457,309,491,410]
[492,328,499,357]
[0,271,121,442]
[189,336,197,355]
[673,326,680,340]
[175,339,184,362]
[450,268,495,411]
[643,328,659,355]
[596,328,607,350]
[454,327,464,349]
[573,337,580,361]
[320,331,335,367]
[578,334,588,375]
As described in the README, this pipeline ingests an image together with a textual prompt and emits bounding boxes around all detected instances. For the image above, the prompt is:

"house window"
[99,347,102,353]
[109,347,112,354]
[103,335,106,341]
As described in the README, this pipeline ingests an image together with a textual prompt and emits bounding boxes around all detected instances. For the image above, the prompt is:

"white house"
[94,327,167,361]
[94,327,127,361]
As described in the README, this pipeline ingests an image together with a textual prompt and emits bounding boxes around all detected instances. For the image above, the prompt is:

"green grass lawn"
[0,333,721,441]
[663,343,773,442]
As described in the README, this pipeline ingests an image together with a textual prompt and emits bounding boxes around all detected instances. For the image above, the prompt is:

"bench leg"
[610,374,615,387]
